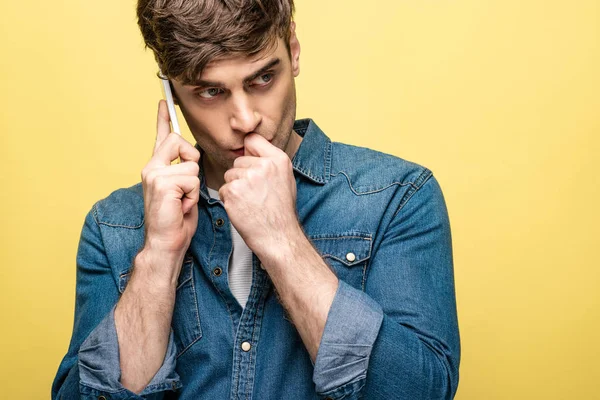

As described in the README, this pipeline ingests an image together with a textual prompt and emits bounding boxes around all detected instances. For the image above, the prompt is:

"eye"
[251,73,273,86]
[197,87,224,99]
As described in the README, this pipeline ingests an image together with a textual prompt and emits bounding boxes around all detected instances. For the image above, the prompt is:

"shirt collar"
[291,118,332,185]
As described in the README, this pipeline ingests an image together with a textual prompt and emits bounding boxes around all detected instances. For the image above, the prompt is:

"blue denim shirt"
[52,119,460,399]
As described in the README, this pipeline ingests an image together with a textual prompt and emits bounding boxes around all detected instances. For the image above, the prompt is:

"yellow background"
[1,0,598,398]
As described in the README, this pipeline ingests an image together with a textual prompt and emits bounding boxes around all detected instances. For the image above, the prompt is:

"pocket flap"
[310,233,372,267]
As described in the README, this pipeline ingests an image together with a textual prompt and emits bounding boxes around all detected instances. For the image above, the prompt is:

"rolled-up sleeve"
[313,280,383,397]
[313,174,460,400]
[78,306,181,399]
[52,204,182,399]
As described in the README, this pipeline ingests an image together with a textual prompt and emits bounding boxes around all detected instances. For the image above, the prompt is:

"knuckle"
[230,179,242,193]
[276,152,289,164]
[192,164,200,176]
[258,158,269,168]
[154,175,169,191]
[192,176,200,188]
[142,168,153,183]
[193,148,201,161]
[146,168,160,185]
[187,161,200,176]
[247,168,257,181]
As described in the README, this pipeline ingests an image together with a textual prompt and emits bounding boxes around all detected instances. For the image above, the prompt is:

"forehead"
[197,38,287,82]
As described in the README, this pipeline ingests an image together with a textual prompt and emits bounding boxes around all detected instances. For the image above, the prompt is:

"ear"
[289,21,301,77]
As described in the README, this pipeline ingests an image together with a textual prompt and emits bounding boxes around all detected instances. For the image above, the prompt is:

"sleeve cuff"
[313,280,384,395]
[78,306,181,398]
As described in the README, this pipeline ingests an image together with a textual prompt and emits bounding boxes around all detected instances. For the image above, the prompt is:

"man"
[52,0,460,398]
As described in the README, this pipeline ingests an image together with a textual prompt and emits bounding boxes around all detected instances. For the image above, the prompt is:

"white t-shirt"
[207,187,253,309]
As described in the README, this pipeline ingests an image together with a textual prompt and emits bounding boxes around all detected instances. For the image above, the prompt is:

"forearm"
[259,227,339,362]
[114,249,179,394]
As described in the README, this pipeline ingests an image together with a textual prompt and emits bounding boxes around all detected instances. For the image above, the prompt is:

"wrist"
[134,248,185,290]
[257,223,308,268]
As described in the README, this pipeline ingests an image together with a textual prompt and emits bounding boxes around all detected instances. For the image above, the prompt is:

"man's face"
[171,29,301,183]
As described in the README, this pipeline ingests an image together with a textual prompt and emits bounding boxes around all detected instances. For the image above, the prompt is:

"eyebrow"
[190,58,281,88]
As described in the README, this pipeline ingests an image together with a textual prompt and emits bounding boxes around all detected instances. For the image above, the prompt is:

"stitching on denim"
[321,254,368,266]
[324,139,332,180]
[311,235,372,241]
[175,263,192,290]
[91,204,113,278]
[91,202,100,225]
[96,220,145,229]
[317,374,366,398]
[212,277,238,397]
[213,241,237,339]
[293,164,324,183]
[143,380,182,393]
[92,201,145,229]
[78,379,129,394]
[210,267,235,334]
[246,269,268,400]
[392,169,433,219]
[244,261,260,400]
[176,258,203,358]
[332,170,419,196]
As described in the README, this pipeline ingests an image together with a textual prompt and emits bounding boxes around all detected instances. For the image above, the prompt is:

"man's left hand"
[219,133,301,259]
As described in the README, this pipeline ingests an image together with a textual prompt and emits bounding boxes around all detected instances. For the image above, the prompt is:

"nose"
[230,94,261,134]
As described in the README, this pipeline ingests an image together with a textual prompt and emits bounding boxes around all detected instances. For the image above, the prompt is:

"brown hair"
[137,0,295,85]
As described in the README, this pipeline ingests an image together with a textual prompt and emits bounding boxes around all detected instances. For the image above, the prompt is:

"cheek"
[261,77,295,122]
[185,108,230,144]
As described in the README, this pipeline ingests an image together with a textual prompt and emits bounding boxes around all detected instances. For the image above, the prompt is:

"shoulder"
[329,141,432,195]
[91,182,144,229]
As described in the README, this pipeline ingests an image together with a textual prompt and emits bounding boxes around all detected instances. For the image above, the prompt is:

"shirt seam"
[393,169,434,219]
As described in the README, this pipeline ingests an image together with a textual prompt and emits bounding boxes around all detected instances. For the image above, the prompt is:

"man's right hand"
[114,100,201,394]
[139,100,201,285]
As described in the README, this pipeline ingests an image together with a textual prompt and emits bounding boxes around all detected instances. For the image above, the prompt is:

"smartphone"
[158,69,181,135]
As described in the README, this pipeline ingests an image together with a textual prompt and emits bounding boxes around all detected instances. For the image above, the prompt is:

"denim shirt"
[52,119,460,399]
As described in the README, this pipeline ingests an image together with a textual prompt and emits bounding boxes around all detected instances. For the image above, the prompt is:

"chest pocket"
[118,255,203,357]
[309,233,373,291]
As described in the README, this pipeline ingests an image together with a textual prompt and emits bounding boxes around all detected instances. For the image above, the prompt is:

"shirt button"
[345,252,356,262]
[98,396,107,400]
[241,341,252,352]
[213,267,222,276]
[215,218,225,227]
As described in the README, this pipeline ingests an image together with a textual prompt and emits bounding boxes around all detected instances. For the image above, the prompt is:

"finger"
[244,133,281,158]
[181,179,200,215]
[223,167,246,183]
[232,155,261,169]
[155,100,171,153]
[143,161,199,182]
[167,175,200,213]
[153,133,201,166]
